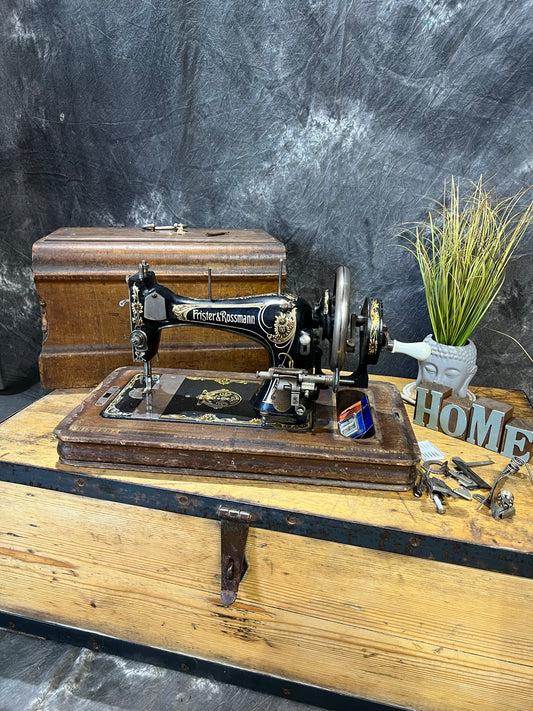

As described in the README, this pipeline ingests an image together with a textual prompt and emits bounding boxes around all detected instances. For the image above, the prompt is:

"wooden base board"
[54,367,420,489]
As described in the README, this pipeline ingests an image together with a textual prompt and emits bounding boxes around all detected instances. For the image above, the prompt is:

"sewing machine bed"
[54,367,420,489]
[99,371,314,429]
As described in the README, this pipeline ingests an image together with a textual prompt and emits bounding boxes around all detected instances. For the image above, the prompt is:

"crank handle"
[387,339,431,361]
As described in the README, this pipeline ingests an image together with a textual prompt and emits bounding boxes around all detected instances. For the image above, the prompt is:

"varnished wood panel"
[32,227,285,388]
[53,368,419,489]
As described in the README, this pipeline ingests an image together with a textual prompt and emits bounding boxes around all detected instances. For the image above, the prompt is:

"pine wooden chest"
[32,227,286,388]
[0,376,532,711]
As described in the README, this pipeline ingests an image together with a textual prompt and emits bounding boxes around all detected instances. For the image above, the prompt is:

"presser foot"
[253,370,318,428]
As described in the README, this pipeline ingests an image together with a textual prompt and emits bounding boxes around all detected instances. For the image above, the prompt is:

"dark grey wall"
[2,0,532,397]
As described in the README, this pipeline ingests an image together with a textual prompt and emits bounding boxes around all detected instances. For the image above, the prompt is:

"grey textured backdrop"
[1,0,532,396]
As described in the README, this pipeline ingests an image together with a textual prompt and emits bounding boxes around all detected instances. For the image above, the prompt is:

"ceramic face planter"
[415,335,477,399]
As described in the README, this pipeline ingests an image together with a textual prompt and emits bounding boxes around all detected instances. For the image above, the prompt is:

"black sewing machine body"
[52,258,429,494]
[124,261,429,428]
[128,267,317,371]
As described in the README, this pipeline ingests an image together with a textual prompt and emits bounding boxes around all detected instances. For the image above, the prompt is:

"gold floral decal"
[172,304,191,321]
[268,309,297,345]
[368,299,380,356]
[196,388,242,410]
[131,284,144,328]
[186,376,250,385]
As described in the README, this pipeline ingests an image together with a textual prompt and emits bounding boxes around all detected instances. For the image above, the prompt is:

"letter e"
[500,418,533,462]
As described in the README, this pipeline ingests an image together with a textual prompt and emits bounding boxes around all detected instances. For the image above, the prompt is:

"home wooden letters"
[414,385,533,460]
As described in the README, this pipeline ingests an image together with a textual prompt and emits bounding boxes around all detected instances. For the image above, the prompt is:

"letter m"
[466,402,505,451]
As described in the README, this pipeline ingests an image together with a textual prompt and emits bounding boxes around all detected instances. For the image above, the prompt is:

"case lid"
[32,227,286,279]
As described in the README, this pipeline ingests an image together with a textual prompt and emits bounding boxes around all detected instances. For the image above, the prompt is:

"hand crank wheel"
[329,266,351,373]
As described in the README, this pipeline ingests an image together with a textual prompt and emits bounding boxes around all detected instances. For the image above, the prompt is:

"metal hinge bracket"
[217,506,254,606]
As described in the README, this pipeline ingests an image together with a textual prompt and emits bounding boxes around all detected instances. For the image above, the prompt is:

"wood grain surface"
[0,375,532,711]
[32,227,285,388]
[1,376,531,551]
[53,368,420,489]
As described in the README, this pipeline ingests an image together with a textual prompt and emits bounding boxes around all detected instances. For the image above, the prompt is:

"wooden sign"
[413,385,533,461]
[466,397,514,451]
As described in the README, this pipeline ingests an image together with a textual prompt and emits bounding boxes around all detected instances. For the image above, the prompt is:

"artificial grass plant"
[402,177,533,347]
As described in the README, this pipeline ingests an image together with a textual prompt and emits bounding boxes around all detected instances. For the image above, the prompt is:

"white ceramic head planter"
[415,335,477,399]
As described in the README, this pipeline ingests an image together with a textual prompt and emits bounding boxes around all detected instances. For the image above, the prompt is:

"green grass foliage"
[402,177,533,346]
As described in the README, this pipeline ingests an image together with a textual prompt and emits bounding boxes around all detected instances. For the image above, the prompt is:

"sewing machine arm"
[126,261,430,426]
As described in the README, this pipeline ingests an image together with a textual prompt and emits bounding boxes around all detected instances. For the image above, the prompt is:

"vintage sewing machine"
[54,260,430,488]
[120,260,430,428]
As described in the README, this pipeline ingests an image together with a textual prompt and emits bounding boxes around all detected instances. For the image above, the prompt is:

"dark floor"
[0,377,50,423]
[0,627,338,711]
[0,380,332,711]
[0,628,332,711]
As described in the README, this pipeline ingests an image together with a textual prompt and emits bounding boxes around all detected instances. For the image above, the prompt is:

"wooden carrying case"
[32,227,286,388]
[0,376,532,711]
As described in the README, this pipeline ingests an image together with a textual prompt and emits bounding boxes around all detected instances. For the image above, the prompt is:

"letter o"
[439,404,468,438]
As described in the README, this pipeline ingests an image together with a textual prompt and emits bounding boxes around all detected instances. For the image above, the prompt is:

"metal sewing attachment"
[496,489,515,514]
[414,460,462,513]
[448,457,492,489]
[414,457,497,513]
[475,456,527,520]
